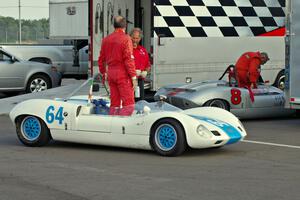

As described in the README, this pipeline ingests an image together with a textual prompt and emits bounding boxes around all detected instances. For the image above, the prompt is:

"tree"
[0,16,49,44]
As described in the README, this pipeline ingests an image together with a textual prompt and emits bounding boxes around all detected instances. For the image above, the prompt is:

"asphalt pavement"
[0,114,299,200]
[0,79,299,200]
[0,79,86,115]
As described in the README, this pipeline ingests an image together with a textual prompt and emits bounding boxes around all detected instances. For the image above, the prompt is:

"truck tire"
[29,57,52,64]
[26,74,51,93]
[274,70,285,90]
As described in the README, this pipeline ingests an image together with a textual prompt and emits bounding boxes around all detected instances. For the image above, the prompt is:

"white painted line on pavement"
[242,140,300,149]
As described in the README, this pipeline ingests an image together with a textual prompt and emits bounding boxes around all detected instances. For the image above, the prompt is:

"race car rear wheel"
[274,70,285,90]
[16,115,51,147]
[150,118,187,156]
[204,99,229,111]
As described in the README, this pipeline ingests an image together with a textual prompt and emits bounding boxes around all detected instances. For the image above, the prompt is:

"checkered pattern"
[154,0,286,37]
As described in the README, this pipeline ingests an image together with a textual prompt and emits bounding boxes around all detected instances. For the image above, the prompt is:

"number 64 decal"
[231,89,242,105]
[46,106,64,125]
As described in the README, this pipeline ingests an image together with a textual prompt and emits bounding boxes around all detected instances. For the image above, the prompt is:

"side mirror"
[159,95,167,101]
[92,83,100,92]
[11,56,17,63]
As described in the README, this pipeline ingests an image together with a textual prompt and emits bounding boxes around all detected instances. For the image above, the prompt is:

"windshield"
[135,100,182,113]
[62,74,182,116]
[64,75,109,100]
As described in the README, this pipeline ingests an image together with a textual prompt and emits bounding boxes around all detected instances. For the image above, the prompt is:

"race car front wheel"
[204,99,229,111]
[16,115,51,147]
[150,118,187,156]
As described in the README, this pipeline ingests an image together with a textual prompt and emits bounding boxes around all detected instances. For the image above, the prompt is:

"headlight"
[197,125,212,138]
[237,120,245,132]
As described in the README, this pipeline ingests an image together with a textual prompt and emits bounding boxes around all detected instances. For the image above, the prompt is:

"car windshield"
[0,50,12,61]
[63,75,109,100]
[62,74,182,116]
[135,100,182,113]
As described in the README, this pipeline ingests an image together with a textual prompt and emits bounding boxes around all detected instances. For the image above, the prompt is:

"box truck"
[285,0,300,109]
[91,0,286,91]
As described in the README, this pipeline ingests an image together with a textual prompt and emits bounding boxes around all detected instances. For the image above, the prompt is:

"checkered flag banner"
[154,0,286,37]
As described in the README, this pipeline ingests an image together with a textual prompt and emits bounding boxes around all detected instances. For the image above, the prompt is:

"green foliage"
[0,16,49,44]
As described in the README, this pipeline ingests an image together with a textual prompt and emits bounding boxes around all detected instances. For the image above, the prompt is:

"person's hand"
[132,77,138,89]
[136,70,141,76]
[141,71,147,78]
[250,83,255,89]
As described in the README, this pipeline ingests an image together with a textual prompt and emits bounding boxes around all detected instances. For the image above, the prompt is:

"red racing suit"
[98,29,136,116]
[235,52,262,88]
[133,45,150,78]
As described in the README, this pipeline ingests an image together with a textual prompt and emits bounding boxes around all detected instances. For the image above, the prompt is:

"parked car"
[154,79,295,119]
[0,48,61,94]
[9,76,246,156]
[0,44,88,79]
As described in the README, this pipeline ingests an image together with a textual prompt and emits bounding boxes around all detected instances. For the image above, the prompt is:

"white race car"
[9,77,247,156]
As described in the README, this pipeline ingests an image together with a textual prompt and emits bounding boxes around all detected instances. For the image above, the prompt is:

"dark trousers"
[135,78,145,101]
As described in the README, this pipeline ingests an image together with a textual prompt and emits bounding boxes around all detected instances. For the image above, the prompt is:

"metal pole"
[5,28,7,43]
[89,0,94,77]
[19,0,21,43]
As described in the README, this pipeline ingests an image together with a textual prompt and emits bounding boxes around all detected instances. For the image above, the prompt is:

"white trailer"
[285,0,300,109]
[50,0,89,39]
[91,0,286,91]
[49,0,89,78]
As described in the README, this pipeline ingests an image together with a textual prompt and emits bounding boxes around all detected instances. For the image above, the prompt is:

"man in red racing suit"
[98,16,137,116]
[130,27,151,100]
[235,51,269,89]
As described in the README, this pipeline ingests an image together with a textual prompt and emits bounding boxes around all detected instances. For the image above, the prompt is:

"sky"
[0,0,49,20]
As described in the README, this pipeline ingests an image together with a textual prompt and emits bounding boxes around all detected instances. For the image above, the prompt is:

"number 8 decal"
[231,89,241,105]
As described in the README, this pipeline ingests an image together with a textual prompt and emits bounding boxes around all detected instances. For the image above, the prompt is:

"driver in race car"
[235,52,269,89]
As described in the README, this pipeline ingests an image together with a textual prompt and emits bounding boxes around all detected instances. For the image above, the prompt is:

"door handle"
[158,34,166,46]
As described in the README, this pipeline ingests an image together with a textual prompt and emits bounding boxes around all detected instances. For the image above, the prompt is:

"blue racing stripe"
[190,115,242,145]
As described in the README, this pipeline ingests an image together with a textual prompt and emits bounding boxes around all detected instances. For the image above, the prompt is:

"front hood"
[154,80,228,109]
[163,80,226,92]
[155,80,227,99]
[190,114,243,145]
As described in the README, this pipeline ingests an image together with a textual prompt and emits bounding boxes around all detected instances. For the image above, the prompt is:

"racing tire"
[25,74,51,93]
[204,99,229,111]
[16,115,51,147]
[274,70,285,90]
[150,119,187,156]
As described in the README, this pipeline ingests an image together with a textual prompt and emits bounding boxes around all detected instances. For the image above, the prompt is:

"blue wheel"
[16,115,51,147]
[150,119,187,156]
[155,124,177,151]
[21,116,41,141]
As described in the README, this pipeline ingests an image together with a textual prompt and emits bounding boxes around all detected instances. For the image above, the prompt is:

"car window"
[0,51,11,61]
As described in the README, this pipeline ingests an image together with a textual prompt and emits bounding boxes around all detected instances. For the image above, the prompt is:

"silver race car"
[154,69,294,119]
